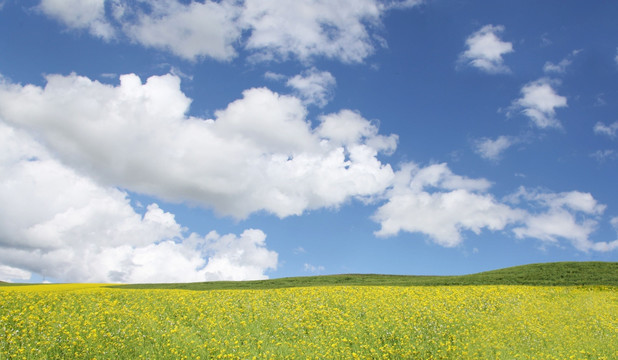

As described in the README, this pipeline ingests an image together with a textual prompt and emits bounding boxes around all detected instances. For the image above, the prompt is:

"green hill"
[114,261,617,290]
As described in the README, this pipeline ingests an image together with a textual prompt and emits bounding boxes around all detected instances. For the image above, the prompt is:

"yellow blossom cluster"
[1,284,616,359]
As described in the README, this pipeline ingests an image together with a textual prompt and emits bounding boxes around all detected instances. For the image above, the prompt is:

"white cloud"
[594,94,607,107]
[264,71,286,81]
[594,121,618,138]
[509,187,616,252]
[373,163,523,247]
[511,78,567,129]
[36,0,423,63]
[543,49,581,74]
[286,68,336,107]
[543,60,571,74]
[0,265,31,283]
[474,135,514,161]
[0,72,396,219]
[0,121,279,283]
[317,109,397,154]
[304,263,325,273]
[373,165,615,252]
[38,0,115,40]
[459,25,513,74]
[241,0,384,63]
[590,149,617,163]
[120,0,242,61]
[384,0,424,10]
[540,33,552,47]
[188,229,279,282]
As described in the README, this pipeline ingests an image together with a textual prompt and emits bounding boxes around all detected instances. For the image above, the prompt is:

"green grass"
[111,261,617,290]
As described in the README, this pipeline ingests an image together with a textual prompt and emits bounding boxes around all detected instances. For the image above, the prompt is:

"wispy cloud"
[264,71,286,81]
[594,121,618,138]
[459,25,514,74]
[304,263,325,273]
[590,149,617,163]
[474,135,515,161]
[293,247,307,255]
[543,49,581,74]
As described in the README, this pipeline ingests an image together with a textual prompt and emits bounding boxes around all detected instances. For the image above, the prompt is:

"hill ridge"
[111,261,617,290]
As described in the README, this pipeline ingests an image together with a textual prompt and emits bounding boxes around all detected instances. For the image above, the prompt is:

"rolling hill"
[113,261,617,290]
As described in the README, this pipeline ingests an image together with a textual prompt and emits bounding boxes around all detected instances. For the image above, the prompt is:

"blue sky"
[0,0,616,283]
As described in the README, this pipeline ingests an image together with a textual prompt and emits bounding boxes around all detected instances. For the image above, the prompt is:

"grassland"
[113,261,618,290]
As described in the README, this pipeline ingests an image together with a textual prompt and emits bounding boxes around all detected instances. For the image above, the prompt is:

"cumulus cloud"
[373,164,615,252]
[38,0,115,40]
[0,72,396,219]
[508,188,617,252]
[373,163,523,247]
[119,0,242,61]
[241,0,383,63]
[459,24,513,74]
[286,68,336,107]
[510,78,567,129]
[0,122,278,283]
[188,229,279,282]
[594,121,618,138]
[35,0,422,63]
[474,135,515,161]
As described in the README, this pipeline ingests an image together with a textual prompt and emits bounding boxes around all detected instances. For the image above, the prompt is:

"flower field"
[1,284,616,359]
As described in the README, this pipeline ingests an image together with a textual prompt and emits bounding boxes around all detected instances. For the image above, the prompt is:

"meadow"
[1,262,616,359]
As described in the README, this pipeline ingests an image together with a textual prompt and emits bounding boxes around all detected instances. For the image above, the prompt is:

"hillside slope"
[113,261,618,290]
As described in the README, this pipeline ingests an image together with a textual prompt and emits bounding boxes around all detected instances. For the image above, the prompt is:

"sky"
[0,0,617,283]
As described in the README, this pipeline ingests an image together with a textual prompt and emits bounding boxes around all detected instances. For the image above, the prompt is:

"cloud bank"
[0,122,278,283]
[1,69,613,283]
[0,73,396,219]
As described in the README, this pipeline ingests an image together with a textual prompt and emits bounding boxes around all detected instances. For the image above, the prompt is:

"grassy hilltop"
[114,261,618,290]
